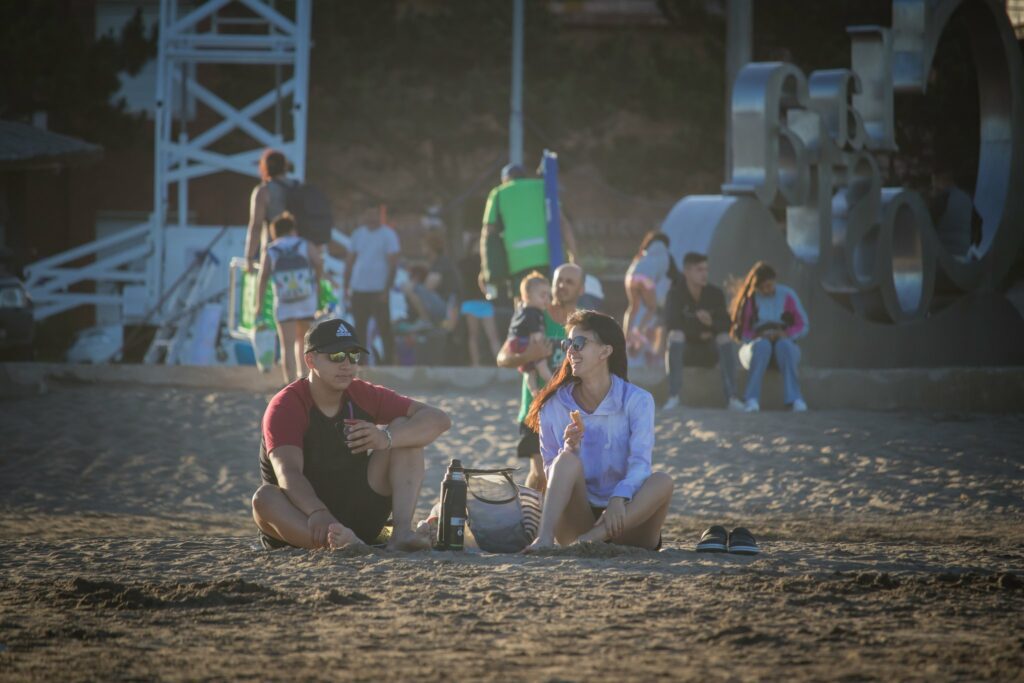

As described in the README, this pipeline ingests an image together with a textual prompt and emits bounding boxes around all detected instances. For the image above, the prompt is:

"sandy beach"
[1,378,1022,681]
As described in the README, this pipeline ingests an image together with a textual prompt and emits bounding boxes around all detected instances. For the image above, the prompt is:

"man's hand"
[344,419,389,454]
[525,336,553,363]
[695,309,712,327]
[601,497,627,539]
[498,335,553,368]
[307,509,338,548]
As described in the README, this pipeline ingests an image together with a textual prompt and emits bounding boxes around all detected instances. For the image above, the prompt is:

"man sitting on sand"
[252,318,451,550]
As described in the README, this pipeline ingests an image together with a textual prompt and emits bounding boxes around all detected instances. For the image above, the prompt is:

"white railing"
[23,221,157,321]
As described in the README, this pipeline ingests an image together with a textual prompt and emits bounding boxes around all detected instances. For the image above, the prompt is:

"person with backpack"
[245,149,293,272]
[256,212,325,384]
[480,163,577,303]
[245,148,337,272]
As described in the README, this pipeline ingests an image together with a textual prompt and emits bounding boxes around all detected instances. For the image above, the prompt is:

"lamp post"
[510,0,524,166]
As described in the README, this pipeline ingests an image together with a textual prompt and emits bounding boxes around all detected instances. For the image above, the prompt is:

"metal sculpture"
[663,0,1024,366]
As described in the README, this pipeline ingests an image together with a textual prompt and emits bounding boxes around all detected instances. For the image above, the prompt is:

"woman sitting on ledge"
[523,310,674,552]
[730,261,809,412]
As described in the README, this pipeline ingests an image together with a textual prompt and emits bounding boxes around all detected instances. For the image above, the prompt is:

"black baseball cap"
[304,318,370,355]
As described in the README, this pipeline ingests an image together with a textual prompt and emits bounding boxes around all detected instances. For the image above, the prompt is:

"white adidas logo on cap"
[335,323,352,337]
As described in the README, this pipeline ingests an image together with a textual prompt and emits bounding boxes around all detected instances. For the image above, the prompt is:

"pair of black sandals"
[695,525,760,555]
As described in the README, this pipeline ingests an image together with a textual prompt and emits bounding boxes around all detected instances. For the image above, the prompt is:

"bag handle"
[463,466,519,476]
[464,467,521,505]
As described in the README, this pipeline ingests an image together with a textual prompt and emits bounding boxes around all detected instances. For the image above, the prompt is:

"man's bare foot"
[521,537,556,554]
[387,529,432,552]
[327,523,364,549]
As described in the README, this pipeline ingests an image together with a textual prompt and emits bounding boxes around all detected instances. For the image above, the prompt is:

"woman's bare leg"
[276,321,295,384]
[293,319,312,381]
[466,316,482,366]
[635,285,658,336]
[481,315,501,359]
[623,277,638,340]
[524,450,595,551]
[525,453,547,494]
[577,472,674,549]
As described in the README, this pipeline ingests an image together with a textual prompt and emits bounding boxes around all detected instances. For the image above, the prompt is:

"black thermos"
[436,459,467,550]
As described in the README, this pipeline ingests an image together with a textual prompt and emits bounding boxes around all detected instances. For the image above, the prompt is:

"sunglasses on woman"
[324,350,361,364]
[560,336,592,353]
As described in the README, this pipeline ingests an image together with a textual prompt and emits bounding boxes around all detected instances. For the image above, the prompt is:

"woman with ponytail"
[523,310,674,552]
[729,262,809,412]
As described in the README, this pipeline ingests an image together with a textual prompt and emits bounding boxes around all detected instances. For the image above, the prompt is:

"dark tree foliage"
[305,0,725,213]
[0,0,156,147]
[752,0,984,193]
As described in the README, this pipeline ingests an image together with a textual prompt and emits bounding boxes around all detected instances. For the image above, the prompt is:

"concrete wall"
[3,362,1022,413]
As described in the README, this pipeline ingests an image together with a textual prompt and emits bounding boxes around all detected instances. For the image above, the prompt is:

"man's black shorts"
[517,421,540,460]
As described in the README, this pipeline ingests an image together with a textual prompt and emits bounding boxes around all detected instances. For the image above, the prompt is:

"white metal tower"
[25,0,312,326]
[151,0,311,313]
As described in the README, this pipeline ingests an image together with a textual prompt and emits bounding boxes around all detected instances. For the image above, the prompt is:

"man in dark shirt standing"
[662,252,743,412]
[252,318,451,550]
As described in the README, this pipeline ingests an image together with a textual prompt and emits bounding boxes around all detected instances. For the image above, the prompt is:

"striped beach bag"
[463,468,542,553]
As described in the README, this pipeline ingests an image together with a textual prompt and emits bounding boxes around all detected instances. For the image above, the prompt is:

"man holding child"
[496,263,584,492]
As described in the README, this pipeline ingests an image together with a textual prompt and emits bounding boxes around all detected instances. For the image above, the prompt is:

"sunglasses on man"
[320,349,361,364]
[559,336,592,353]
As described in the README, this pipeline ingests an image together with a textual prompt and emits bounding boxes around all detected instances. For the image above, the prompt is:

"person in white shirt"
[344,206,401,364]
[523,310,674,552]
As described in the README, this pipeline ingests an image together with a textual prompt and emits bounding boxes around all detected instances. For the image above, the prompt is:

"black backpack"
[285,182,334,245]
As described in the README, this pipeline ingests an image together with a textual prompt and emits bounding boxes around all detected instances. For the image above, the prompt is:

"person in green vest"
[480,164,578,302]
[496,262,584,492]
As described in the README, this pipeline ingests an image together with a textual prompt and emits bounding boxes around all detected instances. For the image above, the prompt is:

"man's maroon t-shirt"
[262,378,411,454]
[259,377,412,487]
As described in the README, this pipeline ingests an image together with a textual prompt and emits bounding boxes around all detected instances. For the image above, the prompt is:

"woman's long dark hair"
[634,230,680,282]
[524,310,627,432]
[259,149,287,181]
[728,261,776,341]
[635,230,669,260]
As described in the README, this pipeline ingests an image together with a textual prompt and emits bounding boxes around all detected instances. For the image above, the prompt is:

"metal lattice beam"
[154,0,311,230]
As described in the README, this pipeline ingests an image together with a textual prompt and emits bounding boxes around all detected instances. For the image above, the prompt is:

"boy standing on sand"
[251,318,451,550]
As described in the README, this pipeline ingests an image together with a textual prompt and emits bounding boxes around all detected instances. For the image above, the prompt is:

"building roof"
[0,120,103,171]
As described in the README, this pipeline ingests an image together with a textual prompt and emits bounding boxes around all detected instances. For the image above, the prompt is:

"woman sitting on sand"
[523,310,674,552]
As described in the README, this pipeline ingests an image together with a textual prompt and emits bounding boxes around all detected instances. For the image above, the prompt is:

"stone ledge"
[0,362,522,395]
[2,362,1022,412]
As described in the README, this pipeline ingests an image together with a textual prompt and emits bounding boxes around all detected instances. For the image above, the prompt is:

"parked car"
[0,276,35,360]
